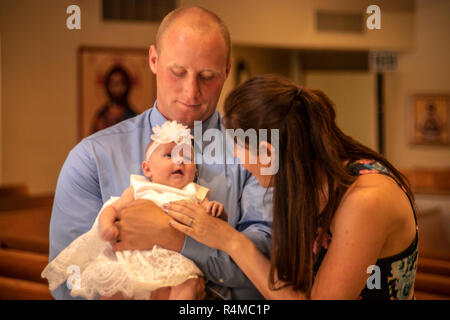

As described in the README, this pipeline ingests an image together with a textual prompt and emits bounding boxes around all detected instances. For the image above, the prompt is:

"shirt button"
[219,278,224,283]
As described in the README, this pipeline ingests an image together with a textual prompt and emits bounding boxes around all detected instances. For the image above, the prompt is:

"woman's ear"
[142,161,152,179]
[258,141,278,176]
[258,141,273,163]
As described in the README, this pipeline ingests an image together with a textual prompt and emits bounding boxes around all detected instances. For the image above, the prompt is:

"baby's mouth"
[172,169,184,176]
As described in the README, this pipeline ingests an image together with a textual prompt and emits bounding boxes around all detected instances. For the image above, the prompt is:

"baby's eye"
[164,153,172,158]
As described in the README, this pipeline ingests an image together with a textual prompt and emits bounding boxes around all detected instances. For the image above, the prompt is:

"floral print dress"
[313,160,418,300]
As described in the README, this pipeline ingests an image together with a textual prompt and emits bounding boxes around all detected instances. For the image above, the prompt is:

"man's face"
[149,25,230,127]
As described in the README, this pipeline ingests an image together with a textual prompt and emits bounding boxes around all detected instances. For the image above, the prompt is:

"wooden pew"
[0,194,54,211]
[0,195,55,299]
[401,168,450,195]
[0,248,49,284]
[415,247,450,299]
[0,184,28,198]
[0,276,53,300]
[418,257,450,277]
[0,195,53,254]
[420,247,450,262]
[0,235,49,254]
[414,272,450,297]
[414,290,449,300]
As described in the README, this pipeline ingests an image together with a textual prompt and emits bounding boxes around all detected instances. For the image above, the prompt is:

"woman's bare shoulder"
[333,173,408,235]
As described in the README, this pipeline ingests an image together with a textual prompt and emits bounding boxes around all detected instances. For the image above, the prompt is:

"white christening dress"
[42,174,208,299]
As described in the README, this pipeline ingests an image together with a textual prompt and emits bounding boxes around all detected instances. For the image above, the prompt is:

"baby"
[42,121,226,300]
[99,127,224,244]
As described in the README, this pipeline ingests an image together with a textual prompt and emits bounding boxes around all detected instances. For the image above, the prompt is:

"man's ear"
[142,161,152,179]
[149,45,158,74]
[225,58,232,79]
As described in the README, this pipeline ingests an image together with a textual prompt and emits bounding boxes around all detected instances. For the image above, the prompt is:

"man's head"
[149,7,232,127]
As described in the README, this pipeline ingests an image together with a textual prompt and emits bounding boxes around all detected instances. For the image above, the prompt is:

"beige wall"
[218,46,293,114]
[385,0,450,169]
[0,0,159,194]
[305,72,377,150]
[182,0,415,50]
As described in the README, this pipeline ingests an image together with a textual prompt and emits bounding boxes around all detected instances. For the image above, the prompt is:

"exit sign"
[369,51,397,72]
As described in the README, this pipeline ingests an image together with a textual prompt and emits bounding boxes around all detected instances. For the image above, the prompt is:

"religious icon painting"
[411,94,449,146]
[78,47,156,139]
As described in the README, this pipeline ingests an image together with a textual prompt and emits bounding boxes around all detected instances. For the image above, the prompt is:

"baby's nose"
[173,156,184,165]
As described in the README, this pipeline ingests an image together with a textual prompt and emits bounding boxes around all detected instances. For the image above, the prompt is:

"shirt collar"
[149,100,169,128]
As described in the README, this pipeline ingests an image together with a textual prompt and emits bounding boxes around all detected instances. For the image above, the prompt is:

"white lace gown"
[42,175,208,300]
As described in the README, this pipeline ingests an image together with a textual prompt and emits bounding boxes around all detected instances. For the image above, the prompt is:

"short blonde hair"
[156,6,231,64]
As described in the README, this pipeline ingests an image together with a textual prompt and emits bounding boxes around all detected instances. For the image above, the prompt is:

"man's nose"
[184,75,201,100]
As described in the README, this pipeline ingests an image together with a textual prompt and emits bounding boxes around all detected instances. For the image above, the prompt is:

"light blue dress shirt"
[49,103,273,299]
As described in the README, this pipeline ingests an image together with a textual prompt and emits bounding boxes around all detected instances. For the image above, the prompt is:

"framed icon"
[411,94,449,145]
[78,47,156,140]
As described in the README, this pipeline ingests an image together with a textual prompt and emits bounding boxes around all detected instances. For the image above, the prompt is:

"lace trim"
[42,227,202,299]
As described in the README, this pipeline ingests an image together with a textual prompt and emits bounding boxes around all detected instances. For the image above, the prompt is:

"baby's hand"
[99,223,119,242]
[98,207,119,242]
[204,201,224,218]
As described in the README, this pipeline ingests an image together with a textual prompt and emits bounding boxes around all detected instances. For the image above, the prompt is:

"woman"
[166,74,418,300]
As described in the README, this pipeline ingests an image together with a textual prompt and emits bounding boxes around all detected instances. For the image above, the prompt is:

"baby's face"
[142,142,196,189]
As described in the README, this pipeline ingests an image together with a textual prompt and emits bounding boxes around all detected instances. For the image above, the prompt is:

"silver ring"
[188,218,193,227]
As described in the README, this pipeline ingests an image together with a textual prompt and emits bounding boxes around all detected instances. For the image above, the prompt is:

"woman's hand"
[165,200,238,253]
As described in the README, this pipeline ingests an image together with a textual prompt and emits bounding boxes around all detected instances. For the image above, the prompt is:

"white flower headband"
[145,120,193,161]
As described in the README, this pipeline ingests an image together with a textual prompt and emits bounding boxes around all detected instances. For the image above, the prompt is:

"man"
[49,7,272,300]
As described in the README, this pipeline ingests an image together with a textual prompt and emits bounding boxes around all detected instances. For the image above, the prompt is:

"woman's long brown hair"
[222,74,414,298]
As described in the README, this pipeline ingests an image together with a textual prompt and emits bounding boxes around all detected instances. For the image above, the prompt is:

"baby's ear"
[142,161,152,179]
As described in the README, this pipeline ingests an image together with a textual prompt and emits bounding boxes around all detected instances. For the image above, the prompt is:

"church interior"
[0,0,449,300]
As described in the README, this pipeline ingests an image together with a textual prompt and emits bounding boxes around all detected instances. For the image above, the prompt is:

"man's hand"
[113,199,185,252]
